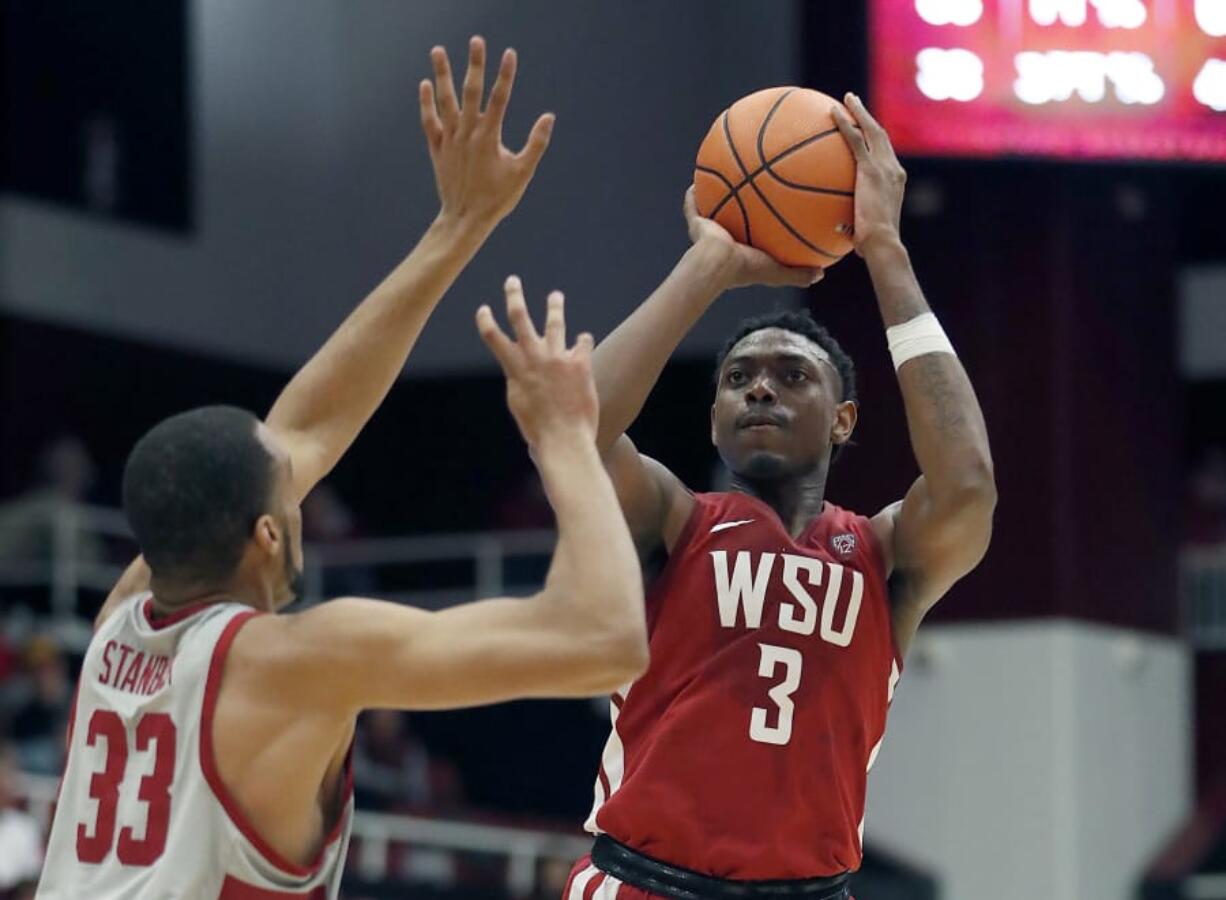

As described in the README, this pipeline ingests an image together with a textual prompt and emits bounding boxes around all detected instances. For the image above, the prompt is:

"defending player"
[566,95,996,899]
[36,39,648,899]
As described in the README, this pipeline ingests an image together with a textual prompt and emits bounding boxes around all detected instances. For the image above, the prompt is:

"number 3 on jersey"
[76,710,176,865]
[750,644,802,746]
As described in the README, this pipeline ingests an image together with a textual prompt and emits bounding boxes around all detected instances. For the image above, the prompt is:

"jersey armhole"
[856,515,888,582]
[854,516,905,674]
[655,492,708,576]
[199,609,355,880]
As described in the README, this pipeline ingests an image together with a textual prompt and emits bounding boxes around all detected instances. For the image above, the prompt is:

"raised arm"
[593,192,821,547]
[241,278,648,710]
[98,38,552,625]
[833,94,996,656]
[267,37,553,502]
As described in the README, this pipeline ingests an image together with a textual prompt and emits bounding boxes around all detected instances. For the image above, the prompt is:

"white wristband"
[886,312,956,371]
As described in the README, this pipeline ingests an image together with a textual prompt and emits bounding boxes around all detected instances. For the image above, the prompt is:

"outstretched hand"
[683,187,822,290]
[420,37,555,232]
[831,93,906,257]
[476,277,598,450]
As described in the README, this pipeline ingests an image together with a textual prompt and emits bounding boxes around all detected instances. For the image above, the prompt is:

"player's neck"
[730,470,827,540]
[149,573,277,614]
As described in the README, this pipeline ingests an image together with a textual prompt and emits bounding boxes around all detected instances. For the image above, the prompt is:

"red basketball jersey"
[584,492,902,880]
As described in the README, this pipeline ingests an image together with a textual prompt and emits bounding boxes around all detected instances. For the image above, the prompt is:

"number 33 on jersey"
[37,599,352,899]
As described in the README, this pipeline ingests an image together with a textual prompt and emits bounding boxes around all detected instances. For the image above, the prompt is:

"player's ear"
[831,400,858,445]
[252,514,281,557]
[710,403,718,446]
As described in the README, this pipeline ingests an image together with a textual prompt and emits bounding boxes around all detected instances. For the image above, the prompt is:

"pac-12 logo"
[831,532,857,557]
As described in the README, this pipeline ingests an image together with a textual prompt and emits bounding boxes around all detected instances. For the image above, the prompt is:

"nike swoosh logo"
[710,519,755,534]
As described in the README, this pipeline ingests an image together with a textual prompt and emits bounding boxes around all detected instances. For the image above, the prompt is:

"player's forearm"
[267,212,491,499]
[864,238,995,505]
[534,430,647,651]
[593,243,731,451]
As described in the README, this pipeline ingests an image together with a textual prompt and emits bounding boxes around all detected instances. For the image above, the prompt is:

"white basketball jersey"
[36,595,353,899]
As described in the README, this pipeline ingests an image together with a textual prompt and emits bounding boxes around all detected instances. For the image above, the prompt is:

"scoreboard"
[868,0,1226,160]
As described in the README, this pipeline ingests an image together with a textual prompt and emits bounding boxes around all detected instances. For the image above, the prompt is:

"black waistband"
[590,836,850,900]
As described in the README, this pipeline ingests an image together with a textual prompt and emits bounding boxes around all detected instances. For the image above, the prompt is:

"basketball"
[693,87,856,268]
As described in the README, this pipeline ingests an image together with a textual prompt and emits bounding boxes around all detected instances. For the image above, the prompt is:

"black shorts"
[563,836,851,900]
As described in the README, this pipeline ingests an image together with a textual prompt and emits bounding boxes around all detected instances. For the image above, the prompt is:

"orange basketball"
[693,87,856,268]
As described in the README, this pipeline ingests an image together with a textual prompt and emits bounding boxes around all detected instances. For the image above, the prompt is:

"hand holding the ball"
[831,93,907,257]
[420,36,555,237]
[683,187,823,291]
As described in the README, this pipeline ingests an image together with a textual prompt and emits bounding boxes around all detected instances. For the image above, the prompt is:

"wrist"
[533,423,599,457]
[858,231,908,267]
[683,239,740,293]
[428,208,496,254]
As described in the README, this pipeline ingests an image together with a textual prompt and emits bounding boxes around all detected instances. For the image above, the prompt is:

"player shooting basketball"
[36,39,647,898]
[565,94,996,900]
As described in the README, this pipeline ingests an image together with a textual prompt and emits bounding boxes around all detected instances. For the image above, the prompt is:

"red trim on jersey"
[200,610,354,879]
[143,595,215,630]
[611,692,624,711]
[49,678,84,824]
[584,871,608,900]
[65,680,81,748]
[598,765,612,799]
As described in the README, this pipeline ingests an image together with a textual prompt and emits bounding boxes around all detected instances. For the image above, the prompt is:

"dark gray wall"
[0,0,803,373]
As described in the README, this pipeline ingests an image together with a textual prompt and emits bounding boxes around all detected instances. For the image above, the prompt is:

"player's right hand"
[420,37,554,234]
[683,187,823,290]
[476,276,598,450]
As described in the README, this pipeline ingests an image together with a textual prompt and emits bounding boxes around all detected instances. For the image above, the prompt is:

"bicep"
[884,474,994,606]
[604,436,693,552]
[264,597,632,713]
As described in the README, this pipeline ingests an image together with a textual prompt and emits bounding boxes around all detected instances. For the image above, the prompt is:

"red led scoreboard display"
[869,0,1226,160]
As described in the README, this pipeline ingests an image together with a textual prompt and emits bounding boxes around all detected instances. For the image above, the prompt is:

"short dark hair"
[715,308,858,404]
[715,309,858,463]
[122,406,274,585]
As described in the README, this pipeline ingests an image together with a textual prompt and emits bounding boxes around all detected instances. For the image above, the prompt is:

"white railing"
[301,529,557,608]
[17,773,590,896]
[0,501,557,650]
[8,502,1226,652]
[1180,546,1226,650]
[0,501,133,613]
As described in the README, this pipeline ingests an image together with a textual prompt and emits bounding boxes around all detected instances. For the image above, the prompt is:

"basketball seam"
[754,91,853,197]
[715,110,755,250]
[724,99,841,261]
[695,164,751,246]
[709,89,797,220]
[750,91,843,259]
[717,112,753,246]
[759,129,854,196]
[714,127,852,217]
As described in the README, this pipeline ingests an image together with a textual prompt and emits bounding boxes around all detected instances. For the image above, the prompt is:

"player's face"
[711,329,854,480]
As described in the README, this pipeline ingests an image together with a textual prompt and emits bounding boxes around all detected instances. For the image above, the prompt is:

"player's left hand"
[420,36,555,232]
[831,93,906,257]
